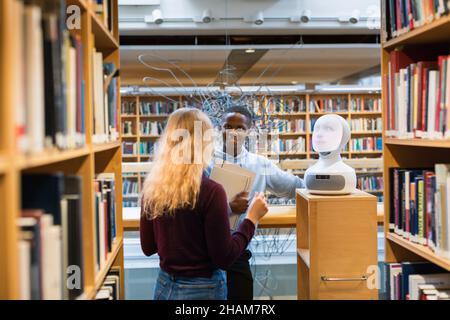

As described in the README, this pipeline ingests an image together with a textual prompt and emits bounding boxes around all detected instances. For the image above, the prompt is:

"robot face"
[312,115,343,153]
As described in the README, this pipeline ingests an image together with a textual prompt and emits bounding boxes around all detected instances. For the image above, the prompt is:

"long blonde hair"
[141,108,214,219]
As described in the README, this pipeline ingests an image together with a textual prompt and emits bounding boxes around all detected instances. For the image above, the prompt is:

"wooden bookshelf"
[381,1,450,275]
[0,0,123,300]
[121,92,382,162]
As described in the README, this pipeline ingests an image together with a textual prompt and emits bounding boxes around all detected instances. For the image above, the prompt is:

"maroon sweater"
[140,175,255,278]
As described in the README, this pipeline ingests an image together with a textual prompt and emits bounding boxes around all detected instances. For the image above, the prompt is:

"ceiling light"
[245,48,255,53]
[152,9,163,25]
[202,9,212,23]
[254,11,264,25]
[300,9,312,23]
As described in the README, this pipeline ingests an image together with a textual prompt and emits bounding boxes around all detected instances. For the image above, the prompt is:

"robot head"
[312,114,350,154]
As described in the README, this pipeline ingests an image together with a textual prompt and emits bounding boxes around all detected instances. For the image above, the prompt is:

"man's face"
[222,112,249,155]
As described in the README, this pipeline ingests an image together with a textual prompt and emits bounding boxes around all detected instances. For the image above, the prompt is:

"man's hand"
[229,191,249,215]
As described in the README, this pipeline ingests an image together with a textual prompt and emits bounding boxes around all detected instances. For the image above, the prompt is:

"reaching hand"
[246,192,269,226]
[229,191,249,215]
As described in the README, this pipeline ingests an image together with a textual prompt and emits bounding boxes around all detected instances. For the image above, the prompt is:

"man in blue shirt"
[212,105,304,300]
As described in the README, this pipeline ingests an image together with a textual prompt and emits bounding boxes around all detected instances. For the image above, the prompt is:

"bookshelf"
[121,92,383,162]
[381,1,450,273]
[0,0,123,300]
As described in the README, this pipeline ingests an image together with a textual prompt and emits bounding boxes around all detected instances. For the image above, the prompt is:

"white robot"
[304,114,356,195]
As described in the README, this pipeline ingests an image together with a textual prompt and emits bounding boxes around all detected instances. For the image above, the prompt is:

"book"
[389,165,450,259]
[384,52,450,139]
[21,173,84,300]
[409,273,450,300]
[210,162,256,229]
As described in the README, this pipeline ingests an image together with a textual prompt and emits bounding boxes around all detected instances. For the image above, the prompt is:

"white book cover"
[67,45,77,149]
[389,264,402,301]
[60,199,69,300]
[435,164,449,258]
[93,50,106,141]
[18,240,31,300]
[410,273,450,300]
[404,171,411,239]
[98,192,106,269]
[210,163,256,229]
[427,71,438,138]
[41,214,63,300]
[24,4,45,153]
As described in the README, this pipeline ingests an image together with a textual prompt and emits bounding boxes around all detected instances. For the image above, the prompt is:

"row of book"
[384,51,450,139]
[389,165,450,259]
[253,97,307,114]
[19,173,84,300]
[122,142,156,156]
[356,175,384,192]
[308,98,348,113]
[93,51,119,144]
[121,100,136,115]
[140,121,165,136]
[123,179,139,196]
[123,121,134,135]
[140,101,180,115]
[14,0,86,153]
[269,119,306,134]
[350,97,382,112]
[259,137,306,154]
[350,118,383,132]
[95,267,121,300]
[381,261,450,300]
[94,174,117,273]
[350,137,383,151]
[385,0,450,40]
[124,200,139,208]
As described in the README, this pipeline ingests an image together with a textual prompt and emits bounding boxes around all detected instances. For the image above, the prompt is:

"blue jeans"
[154,269,227,300]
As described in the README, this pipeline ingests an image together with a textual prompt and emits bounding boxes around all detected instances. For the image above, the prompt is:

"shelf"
[351,151,383,154]
[16,147,90,170]
[139,114,170,119]
[140,135,161,139]
[309,112,349,116]
[297,248,310,268]
[122,135,138,139]
[93,141,121,153]
[383,14,450,50]
[90,237,124,298]
[269,132,307,137]
[121,115,137,118]
[123,154,139,158]
[350,111,382,116]
[351,131,382,135]
[385,138,450,148]
[387,233,450,272]
[269,112,307,117]
[90,9,119,56]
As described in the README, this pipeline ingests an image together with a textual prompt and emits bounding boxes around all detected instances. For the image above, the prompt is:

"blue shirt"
[206,146,304,216]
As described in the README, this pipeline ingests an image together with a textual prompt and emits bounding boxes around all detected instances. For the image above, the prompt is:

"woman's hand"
[246,192,268,226]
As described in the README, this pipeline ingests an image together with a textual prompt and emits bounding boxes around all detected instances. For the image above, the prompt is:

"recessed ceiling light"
[245,49,255,53]
[291,81,298,85]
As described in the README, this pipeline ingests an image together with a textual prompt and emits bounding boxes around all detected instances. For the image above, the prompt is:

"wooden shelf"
[93,141,121,153]
[140,135,161,139]
[90,9,119,56]
[383,14,450,50]
[121,115,137,118]
[387,233,450,272]
[139,114,170,119]
[351,131,382,135]
[350,111,382,116]
[88,238,124,299]
[385,138,450,148]
[17,147,90,170]
[122,135,138,139]
[309,112,349,116]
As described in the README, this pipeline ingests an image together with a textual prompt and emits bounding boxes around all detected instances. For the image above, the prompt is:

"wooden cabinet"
[296,189,378,300]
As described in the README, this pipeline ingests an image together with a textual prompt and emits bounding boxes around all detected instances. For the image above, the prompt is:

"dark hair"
[223,105,254,127]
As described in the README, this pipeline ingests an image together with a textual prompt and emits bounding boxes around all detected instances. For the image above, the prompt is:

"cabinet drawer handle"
[321,275,368,282]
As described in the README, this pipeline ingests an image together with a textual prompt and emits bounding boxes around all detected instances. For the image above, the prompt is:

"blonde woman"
[140,108,268,300]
